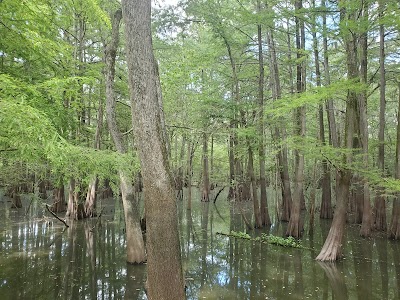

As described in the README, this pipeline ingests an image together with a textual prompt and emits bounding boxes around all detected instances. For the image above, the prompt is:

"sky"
[158,0,179,6]
[163,0,179,4]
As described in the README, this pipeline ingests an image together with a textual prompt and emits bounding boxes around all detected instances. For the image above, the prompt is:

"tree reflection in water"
[1,190,400,299]
[317,262,348,300]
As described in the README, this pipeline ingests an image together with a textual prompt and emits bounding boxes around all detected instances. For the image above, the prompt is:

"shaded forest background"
[1,0,400,262]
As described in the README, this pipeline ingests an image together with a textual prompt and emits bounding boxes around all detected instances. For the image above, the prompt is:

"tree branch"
[45,204,69,228]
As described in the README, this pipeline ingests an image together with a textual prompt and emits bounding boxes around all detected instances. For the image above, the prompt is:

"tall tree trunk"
[121,1,185,298]
[66,178,84,220]
[84,79,103,218]
[222,34,241,201]
[228,122,236,199]
[84,176,98,218]
[10,186,22,209]
[210,135,214,189]
[389,83,400,239]
[175,135,186,199]
[359,3,372,237]
[316,2,358,261]
[51,184,66,213]
[248,144,262,228]
[313,0,332,219]
[374,0,387,231]
[266,27,292,222]
[322,0,340,211]
[187,140,193,210]
[287,0,305,238]
[201,132,210,202]
[104,8,145,264]
[257,0,270,226]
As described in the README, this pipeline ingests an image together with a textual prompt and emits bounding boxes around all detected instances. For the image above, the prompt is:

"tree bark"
[104,8,145,264]
[287,0,305,238]
[51,184,66,213]
[359,3,372,237]
[313,0,332,219]
[66,178,85,220]
[266,26,292,222]
[84,177,98,218]
[316,1,358,260]
[322,0,340,209]
[10,186,22,209]
[389,83,400,239]
[222,34,241,201]
[175,135,186,199]
[84,75,104,218]
[248,144,262,228]
[374,0,387,231]
[201,132,210,202]
[257,0,270,226]
[187,140,193,210]
[121,1,185,298]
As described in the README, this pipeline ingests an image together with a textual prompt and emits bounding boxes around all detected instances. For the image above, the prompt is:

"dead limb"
[45,204,69,228]
[213,186,225,204]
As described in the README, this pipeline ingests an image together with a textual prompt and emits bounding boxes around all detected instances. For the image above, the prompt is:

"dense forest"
[1,0,400,298]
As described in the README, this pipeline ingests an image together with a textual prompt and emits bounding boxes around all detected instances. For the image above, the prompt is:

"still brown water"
[0,189,399,299]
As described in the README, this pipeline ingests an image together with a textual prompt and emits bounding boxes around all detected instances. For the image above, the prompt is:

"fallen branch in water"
[45,204,69,228]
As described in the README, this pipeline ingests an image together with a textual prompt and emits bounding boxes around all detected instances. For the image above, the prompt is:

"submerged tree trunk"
[248,145,262,228]
[10,187,22,209]
[38,180,47,199]
[84,177,98,218]
[66,178,85,220]
[120,173,146,263]
[51,184,66,213]
[104,8,145,264]
[316,171,351,261]
[66,178,75,218]
[122,0,185,298]
[317,2,358,260]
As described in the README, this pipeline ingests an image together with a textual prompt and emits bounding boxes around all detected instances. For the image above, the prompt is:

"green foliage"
[0,88,139,187]
[227,231,306,249]
[265,80,366,120]
[0,0,131,190]
[261,233,303,249]
[230,230,251,240]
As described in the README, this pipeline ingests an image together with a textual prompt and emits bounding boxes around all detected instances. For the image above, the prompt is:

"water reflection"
[391,241,400,300]
[1,189,400,299]
[317,262,348,299]
[375,236,388,300]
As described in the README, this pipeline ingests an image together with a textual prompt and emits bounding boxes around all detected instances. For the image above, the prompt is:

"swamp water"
[0,189,400,299]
